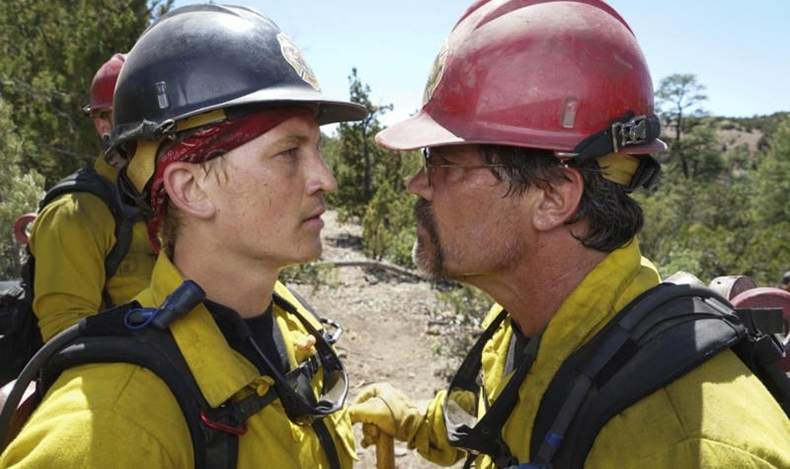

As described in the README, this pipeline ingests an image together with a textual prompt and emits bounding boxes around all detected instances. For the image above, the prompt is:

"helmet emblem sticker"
[422,39,449,105]
[277,33,321,91]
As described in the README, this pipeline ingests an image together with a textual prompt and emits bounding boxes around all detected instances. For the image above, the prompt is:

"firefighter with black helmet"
[1,4,366,468]
[350,1,790,468]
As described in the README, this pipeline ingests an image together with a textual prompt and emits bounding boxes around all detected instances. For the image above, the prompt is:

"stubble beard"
[412,198,450,279]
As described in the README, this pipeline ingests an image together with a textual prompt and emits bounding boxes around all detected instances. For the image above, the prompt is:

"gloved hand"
[350,383,425,447]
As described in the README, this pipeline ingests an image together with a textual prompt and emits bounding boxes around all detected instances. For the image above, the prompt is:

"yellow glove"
[350,383,425,447]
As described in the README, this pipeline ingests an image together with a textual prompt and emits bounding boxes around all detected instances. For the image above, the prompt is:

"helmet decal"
[277,33,321,91]
[422,39,449,106]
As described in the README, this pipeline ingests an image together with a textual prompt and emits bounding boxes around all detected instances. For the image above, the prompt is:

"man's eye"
[280,147,299,158]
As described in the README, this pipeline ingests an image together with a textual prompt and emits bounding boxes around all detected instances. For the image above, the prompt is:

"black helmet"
[111,3,367,149]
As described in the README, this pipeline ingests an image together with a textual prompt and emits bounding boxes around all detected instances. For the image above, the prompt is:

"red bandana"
[146,108,312,252]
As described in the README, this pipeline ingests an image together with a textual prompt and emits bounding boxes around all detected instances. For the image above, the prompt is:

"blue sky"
[172,0,789,128]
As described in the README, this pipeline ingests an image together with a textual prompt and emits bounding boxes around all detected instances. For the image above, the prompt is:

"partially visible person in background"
[29,52,155,342]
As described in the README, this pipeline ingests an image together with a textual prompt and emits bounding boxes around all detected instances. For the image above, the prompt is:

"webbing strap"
[313,419,342,469]
[40,167,144,308]
[44,304,237,469]
[529,284,750,469]
[444,310,542,468]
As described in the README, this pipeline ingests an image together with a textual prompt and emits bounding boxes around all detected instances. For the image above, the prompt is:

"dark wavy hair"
[479,145,643,252]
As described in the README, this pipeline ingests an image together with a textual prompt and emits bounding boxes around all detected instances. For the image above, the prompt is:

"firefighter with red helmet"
[1,4,365,468]
[350,1,790,468]
[26,51,155,344]
[84,53,125,140]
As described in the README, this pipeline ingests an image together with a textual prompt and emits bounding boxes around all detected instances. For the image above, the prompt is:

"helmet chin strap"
[572,112,662,162]
[123,109,230,195]
[596,153,640,186]
[565,111,663,191]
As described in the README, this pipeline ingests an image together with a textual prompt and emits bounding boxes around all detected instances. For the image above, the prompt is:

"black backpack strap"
[273,290,343,469]
[40,167,142,308]
[731,308,790,415]
[0,258,42,385]
[528,284,752,469]
[40,303,239,469]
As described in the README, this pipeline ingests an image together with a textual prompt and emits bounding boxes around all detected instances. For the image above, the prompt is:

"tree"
[679,125,725,180]
[0,98,44,278]
[751,116,790,227]
[323,68,422,268]
[656,74,709,178]
[328,68,393,219]
[638,115,790,286]
[0,0,171,185]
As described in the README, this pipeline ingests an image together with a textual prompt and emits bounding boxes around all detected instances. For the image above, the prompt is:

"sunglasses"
[421,148,507,186]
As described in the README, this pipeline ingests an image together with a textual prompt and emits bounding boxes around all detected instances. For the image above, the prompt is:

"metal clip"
[611,115,648,152]
[156,119,177,140]
[156,81,169,110]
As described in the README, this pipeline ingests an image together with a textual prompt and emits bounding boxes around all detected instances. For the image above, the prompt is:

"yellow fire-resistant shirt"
[28,155,155,342]
[0,254,357,468]
[411,240,790,468]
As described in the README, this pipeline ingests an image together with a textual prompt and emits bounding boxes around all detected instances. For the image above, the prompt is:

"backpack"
[0,167,141,385]
[526,283,790,469]
[0,282,343,469]
[447,282,790,469]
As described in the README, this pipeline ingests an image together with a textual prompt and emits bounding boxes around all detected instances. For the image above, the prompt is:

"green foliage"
[0,0,171,185]
[638,113,790,286]
[436,283,493,323]
[750,118,790,227]
[656,74,710,179]
[361,152,420,267]
[279,263,338,292]
[326,68,394,220]
[0,98,45,278]
[326,68,422,268]
[432,283,494,381]
[656,73,708,138]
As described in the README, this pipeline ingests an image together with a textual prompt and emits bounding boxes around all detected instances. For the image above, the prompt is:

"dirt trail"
[286,210,464,469]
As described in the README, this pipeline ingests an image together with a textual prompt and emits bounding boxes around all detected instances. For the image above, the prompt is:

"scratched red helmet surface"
[377,0,666,157]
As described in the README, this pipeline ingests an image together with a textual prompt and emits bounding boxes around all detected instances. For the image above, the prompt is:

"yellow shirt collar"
[93,153,119,182]
[542,239,661,359]
[134,254,260,407]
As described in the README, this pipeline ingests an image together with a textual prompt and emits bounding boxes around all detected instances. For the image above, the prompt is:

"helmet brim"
[377,110,668,156]
[376,110,465,151]
[209,86,368,126]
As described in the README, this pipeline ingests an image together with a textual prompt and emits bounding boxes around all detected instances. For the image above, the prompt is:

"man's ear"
[163,162,216,219]
[532,168,584,232]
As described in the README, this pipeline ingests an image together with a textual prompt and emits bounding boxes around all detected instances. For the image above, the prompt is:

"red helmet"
[377,0,666,160]
[730,287,790,372]
[84,53,126,115]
